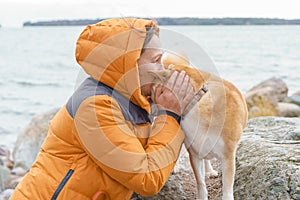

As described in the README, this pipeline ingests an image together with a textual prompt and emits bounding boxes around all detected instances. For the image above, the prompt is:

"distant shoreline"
[23,17,300,26]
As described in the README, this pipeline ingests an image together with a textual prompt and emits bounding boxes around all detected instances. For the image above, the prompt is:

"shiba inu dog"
[151,54,248,200]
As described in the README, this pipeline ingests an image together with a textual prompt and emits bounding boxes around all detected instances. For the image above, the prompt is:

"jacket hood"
[75,18,159,113]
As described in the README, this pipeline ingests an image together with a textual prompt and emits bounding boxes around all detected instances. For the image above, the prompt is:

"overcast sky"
[1,0,299,27]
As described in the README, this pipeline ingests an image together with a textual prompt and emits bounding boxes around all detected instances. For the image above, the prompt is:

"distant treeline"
[23,17,300,26]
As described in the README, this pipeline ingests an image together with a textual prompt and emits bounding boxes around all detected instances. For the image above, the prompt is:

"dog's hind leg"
[188,151,208,200]
[204,159,218,177]
[220,151,236,200]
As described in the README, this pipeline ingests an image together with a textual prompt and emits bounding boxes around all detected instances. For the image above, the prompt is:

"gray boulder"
[234,117,300,200]
[245,77,289,118]
[10,108,300,199]
[0,147,12,193]
[246,77,288,103]
[0,165,11,192]
[0,146,13,171]
[12,108,59,174]
[286,95,300,107]
[293,91,300,96]
[131,174,186,200]
[0,189,14,200]
[277,102,300,117]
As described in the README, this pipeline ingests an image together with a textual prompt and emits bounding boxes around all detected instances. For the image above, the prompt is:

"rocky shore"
[246,77,300,118]
[0,77,299,199]
[102,117,300,200]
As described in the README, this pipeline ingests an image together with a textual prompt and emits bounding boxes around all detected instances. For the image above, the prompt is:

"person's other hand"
[154,71,194,116]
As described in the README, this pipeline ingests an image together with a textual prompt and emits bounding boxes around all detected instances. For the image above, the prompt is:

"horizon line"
[2,17,300,28]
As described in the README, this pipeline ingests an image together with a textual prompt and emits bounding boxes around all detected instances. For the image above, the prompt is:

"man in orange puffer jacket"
[10,18,194,200]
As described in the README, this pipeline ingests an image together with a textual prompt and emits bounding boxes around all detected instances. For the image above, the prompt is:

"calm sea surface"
[0,25,299,149]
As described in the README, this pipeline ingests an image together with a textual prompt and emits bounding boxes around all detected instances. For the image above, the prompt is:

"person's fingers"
[182,84,195,107]
[172,71,186,94]
[166,71,179,90]
[153,71,196,116]
[154,84,163,103]
[177,75,190,101]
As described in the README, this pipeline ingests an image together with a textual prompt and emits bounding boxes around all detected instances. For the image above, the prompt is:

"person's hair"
[141,27,159,53]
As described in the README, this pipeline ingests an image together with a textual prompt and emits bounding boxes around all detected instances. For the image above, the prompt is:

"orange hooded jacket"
[10,18,184,200]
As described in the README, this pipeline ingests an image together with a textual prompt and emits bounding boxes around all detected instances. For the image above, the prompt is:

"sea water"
[0,25,299,150]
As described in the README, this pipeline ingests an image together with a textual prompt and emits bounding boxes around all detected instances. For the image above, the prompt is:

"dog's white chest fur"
[180,103,225,160]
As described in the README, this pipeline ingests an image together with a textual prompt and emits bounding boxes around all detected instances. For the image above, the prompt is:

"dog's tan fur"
[152,56,248,200]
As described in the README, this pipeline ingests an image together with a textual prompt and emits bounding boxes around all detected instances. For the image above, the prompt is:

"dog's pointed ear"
[148,69,173,83]
[166,64,175,70]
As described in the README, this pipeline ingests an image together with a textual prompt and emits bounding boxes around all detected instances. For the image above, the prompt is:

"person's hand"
[154,71,194,116]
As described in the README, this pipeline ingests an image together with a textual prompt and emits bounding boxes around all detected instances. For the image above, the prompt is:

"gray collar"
[182,84,208,117]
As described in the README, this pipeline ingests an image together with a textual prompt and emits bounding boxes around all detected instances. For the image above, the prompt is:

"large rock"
[234,117,300,200]
[0,165,11,192]
[11,109,300,199]
[286,95,300,107]
[131,174,186,200]
[293,90,300,96]
[0,147,12,192]
[12,108,59,174]
[246,77,288,102]
[277,102,300,117]
[0,189,14,200]
[246,77,289,118]
[0,146,13,170]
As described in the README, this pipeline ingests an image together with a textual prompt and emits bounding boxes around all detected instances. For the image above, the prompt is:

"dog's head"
[148,68,173,104]
[162,52,190,68]
[149,68,174,85]
[148,52,207,104]
[148,52,191,86]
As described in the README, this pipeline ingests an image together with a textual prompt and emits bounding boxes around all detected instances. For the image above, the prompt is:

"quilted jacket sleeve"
[74,95,184,196]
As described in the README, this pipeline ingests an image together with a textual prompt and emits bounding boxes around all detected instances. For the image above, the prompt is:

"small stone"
[288,157,300,163]
[0,166,11,191]
[277,102,300,117]
[0,189,14,200]
[272,185,284,193]
[271,177,284,185]
[284,129,300,141]
[292,194,300,200]
[287,95,300,106]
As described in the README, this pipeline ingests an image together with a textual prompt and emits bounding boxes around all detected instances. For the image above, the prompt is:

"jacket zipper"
[51,169,74,200]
